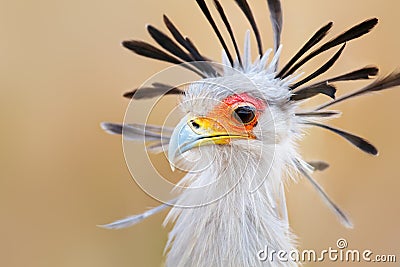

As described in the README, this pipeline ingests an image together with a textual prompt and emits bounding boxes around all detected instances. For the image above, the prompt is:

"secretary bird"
[100,0,400,266]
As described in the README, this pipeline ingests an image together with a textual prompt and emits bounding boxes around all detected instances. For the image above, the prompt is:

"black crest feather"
[122,40,204,77]
[277,22,333,78]
[195,0,234,66]
[147,25,194,63]
[213,0,242,66]
[282,18,378,78]
[122,40,182,64]
[291,43,346,89]
[163,15,203,61]
[291,84,336,101]
[317,70,400,110]
[267,0,283,54]
[163,15,218,77]
[234,0,263,56]
[295,111,340,118]
[123,83,183,100]
[305,122,378,155]
[326,66,379,83]
[303,66,378,90]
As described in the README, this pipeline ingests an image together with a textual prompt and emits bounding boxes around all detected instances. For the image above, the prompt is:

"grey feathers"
[100,122,172,142]
[99,201,174,229]
[307,161,330,171]
[294,159,353,228]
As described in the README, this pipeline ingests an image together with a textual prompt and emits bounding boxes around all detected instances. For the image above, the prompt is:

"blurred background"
[1,0,399,266]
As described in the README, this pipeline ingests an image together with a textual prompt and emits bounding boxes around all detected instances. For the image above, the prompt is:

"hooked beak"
[168,114,255,171]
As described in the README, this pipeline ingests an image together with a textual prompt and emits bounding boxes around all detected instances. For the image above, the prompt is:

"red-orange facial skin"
[221,92,267,132]
[190,93,267,144]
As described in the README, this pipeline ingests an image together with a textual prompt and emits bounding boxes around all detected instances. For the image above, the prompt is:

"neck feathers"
[164,142,297,267]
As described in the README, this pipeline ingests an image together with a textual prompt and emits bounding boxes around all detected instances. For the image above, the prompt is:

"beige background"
[1,0,400,266]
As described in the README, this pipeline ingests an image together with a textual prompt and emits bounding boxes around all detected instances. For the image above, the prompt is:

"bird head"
[168,64,295,173]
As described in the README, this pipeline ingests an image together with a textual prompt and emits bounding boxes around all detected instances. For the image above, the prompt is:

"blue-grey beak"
[168,115,207,171]
[168,114,252,171]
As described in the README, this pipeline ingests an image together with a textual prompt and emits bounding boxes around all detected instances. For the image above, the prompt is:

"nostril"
[190,120,200,129]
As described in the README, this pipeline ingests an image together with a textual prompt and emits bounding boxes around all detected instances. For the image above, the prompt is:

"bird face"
[169,92,264,160]
[168,73,293,169]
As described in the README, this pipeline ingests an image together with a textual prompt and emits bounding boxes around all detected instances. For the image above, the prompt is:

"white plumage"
[165,41,299,266]
[100,1,400,266]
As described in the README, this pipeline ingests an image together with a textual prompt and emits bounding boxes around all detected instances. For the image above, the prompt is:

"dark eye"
[233,106,256,124]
